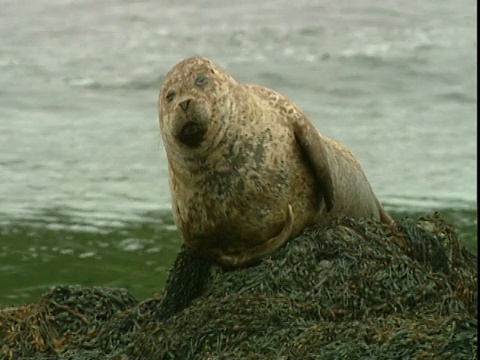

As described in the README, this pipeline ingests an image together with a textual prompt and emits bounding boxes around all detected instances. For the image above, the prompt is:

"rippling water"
[0,0,477,306]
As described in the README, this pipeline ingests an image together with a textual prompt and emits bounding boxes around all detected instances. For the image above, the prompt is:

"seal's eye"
[166,90,176,103]
[195,74,208,88]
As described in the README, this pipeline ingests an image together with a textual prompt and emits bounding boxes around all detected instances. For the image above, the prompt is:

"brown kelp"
[1,213,477,359]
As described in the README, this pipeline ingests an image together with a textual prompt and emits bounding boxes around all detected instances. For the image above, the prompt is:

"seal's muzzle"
[177,121,206,147]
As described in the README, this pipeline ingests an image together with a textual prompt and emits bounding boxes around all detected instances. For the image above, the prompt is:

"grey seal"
[158,56,393,268]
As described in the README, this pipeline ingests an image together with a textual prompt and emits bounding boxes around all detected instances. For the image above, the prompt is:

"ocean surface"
[0,0,477,306]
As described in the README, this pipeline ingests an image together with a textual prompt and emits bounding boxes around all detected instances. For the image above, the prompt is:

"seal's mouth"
[177,121,206,148]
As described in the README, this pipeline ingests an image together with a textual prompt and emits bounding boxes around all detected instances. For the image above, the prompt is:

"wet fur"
[159,56,393,267]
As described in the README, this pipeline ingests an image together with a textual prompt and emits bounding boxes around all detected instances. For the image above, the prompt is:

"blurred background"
[0,0,476,306]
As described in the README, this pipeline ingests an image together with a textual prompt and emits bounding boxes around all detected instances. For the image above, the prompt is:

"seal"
[159,56,393,268]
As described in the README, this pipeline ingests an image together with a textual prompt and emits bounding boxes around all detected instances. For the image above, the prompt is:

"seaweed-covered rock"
[0,214,477,360]
[0,286,136,359]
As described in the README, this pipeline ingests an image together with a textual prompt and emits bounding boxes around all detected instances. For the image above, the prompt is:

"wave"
[65,75,164,91]
[383,194,477,212]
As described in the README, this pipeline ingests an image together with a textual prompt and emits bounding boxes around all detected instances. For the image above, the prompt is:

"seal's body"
[159,56,393,268]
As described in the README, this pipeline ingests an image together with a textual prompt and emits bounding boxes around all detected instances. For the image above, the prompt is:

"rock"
[1,213,477,359]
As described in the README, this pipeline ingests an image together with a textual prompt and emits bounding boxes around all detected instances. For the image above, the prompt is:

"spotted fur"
[159,56,393,268]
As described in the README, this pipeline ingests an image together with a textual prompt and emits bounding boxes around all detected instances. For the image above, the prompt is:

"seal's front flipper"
[293,119,334,212]
[157,244,212,319]
[218,204,294,268]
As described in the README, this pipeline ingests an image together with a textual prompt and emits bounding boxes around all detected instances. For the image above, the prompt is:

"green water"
[0,207,476,308]
[0,210,180,307]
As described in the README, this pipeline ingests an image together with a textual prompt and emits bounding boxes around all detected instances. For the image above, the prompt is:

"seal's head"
[159,57,241,152]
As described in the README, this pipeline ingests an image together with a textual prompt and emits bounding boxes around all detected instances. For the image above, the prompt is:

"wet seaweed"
[0,213,477,359]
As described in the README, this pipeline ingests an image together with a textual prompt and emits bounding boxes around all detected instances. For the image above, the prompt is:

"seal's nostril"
[179,99,191,112]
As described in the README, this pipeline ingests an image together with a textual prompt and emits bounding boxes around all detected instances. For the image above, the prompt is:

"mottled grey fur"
[159,56,393,267]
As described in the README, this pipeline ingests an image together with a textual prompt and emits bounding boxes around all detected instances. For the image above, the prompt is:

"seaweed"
[0,213,477,359]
